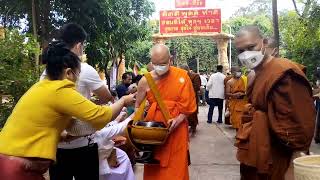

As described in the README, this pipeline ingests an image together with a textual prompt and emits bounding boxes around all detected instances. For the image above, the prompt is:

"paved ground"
[134,105,320,180]
[134,106,240,180]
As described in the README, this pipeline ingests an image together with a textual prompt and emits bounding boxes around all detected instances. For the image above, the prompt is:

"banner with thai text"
[160,9,221,34]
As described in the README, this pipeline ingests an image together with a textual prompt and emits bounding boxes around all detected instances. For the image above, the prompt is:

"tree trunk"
[38,0,51,49]
[31,0,40,69]
[272,0,280,56]
[104,64,111,90]
[31,0,37,39]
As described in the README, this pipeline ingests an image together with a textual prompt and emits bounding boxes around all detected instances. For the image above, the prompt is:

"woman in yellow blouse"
[0,41,135,180]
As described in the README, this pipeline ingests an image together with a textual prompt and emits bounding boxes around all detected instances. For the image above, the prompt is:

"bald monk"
[179,64,201,136]
[234,25,315,180]
[226,67,248,130]
[135,44,196,180]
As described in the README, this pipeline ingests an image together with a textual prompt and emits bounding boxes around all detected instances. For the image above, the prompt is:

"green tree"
[223,14,273,66]
[125,40,153,68]
[233,0,272,17]
[166,37,218,73]
[279,9,320,79]
[0,30,40,128]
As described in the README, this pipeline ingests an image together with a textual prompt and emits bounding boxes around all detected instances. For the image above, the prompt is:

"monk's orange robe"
[236,58,315,180]
[229,76,248,129]
[144,66,196,180]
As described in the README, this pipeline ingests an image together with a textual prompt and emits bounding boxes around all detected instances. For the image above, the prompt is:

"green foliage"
[223,14,273,66]
[58,0,156,72]
[233,0,272,18]
[0,0,31,29]
[166,37,218,73]
[0,0,155,74]
[279,9,320,79]
[125,40,153,68]
[0,29,40,128]
[223,0,319,80]
[223,15,273,37]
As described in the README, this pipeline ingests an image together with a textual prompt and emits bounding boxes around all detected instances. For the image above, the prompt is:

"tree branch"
[292,0,303,17]
[302,0,312,18]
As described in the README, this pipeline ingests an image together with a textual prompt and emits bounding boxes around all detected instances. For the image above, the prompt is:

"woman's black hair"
[42,41,81,80]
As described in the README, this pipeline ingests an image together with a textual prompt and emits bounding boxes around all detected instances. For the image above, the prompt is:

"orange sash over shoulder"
[143,67,196,180]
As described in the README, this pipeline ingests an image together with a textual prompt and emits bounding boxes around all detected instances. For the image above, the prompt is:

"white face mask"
[238,50,264,70]
[153,64,169,76]
[235,72,242,78]
[317,80,320,87]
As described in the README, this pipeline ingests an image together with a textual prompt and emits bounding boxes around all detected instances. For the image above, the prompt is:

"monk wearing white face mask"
[136,44,196,180]
[234,25,315,180]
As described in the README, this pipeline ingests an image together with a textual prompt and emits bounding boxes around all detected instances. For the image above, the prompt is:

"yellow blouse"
[0,79,112,161]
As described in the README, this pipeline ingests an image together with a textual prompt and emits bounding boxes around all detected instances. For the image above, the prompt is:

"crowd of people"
[0,22,319,180]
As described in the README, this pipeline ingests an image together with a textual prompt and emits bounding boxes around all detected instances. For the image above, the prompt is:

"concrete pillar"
[216,38,230,73]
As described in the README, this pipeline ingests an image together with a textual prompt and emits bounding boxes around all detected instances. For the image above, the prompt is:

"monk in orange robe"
[234,26,315,180]
[226,67,248,130]
[135,44,196,180]
[179,64,201,136]
[224,73,233,125]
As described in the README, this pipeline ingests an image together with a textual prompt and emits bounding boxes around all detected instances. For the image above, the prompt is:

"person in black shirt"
[116,72,135,98]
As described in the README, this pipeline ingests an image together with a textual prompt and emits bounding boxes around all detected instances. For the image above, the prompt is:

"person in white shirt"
[199,72,208,105]
[206,65,226,124]
[95,109,135,180]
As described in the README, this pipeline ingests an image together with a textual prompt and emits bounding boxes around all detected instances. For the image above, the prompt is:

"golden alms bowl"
[126,120,168,148]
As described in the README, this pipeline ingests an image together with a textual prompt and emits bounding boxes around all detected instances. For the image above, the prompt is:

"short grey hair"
[150,44,171,58]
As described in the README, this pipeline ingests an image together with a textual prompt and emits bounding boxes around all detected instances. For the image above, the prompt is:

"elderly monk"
[135,44,196,180]
[234,25,315,180]
[179,64,201,136]
[225,67,248,130]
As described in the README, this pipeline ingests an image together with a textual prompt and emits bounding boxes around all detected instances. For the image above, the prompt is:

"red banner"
[175,0,206,8]
[160,9,221,34]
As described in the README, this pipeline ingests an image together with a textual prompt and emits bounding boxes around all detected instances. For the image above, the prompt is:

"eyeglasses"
[81,41,88,51]
[71,70,80,77]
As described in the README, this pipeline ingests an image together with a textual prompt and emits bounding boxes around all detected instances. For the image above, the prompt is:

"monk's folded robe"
[235,58,315,180]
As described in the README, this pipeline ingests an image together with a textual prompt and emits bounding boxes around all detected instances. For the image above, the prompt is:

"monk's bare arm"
[168,113,187,133]
[135,76,148,109]
[225,80,233,98]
